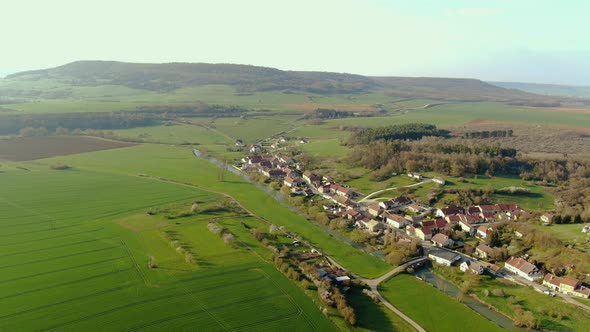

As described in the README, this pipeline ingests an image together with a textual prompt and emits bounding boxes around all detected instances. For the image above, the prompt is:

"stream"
[415,268,529,331]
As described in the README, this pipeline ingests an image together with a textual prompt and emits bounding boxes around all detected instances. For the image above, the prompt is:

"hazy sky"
[2,0,589,84]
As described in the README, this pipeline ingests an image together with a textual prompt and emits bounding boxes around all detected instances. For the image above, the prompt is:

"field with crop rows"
[0,165,335,331]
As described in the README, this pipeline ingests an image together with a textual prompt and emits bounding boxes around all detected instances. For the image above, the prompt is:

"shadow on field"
[346,288,402,331]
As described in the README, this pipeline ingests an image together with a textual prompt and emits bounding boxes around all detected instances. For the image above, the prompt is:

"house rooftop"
[506,257,538,274]
[429,249,460,261]
[431,233,449,244]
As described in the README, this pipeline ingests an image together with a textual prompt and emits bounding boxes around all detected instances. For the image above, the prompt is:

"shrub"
[491,288,505,297]
[49,164,72,170]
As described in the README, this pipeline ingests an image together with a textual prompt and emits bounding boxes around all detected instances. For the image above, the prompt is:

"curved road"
[327,256,428,332]
[358,180,431,203]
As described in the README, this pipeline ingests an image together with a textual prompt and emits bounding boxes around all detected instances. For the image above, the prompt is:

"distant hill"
[371,77,567,104]
[6,61,586,105]
[491,81,590,99]
[7,61,375,94]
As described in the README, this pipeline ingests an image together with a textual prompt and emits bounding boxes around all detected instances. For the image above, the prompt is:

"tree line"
[462,130,513,139]
[0,102,252,134]
[347,123,450,145]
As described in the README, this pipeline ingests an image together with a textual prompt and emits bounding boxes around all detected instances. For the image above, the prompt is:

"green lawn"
[536,223,589,243]
[423,173,555,211]
[379,274,504,332]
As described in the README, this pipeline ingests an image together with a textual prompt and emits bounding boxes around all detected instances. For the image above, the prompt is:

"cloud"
[451,7,504,17]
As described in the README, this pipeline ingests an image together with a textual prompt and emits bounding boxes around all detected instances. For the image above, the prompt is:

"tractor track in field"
[0,267,134,301]
[39,271,280,331]
[0,245,120,269]
[0,227,104,247]
[0,256,126,284]
[121,241,151,287]
[3,238,110,257]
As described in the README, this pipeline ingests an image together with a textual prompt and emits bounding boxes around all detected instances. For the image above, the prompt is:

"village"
[236,141,590,306]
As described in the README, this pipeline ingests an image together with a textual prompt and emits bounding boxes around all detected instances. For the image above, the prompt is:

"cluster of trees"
[554,177,590,220]
[0,112,155,135]
[349,139,518,178]
[136,102,248,116]
[272,256,301,282]
[429,143,517,158]
[0,102,253,135]
[314,279,357,325]
[347,123,449,145]
[520,158,590,183]
[382,232,421,266]
[461,130,513,139]
[301,108,381,120]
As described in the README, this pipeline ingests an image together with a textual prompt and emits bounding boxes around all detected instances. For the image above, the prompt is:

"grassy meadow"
[380,274,504,332]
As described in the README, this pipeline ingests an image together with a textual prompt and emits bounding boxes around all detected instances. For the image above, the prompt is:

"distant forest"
[0,103,249,134]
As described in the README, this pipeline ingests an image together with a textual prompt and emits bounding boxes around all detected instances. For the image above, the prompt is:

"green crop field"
[380,274,503,332]
[32,144,390,278]
[0,161,336,331]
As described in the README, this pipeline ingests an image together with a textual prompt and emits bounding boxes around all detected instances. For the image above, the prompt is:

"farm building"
[428,250,461,266]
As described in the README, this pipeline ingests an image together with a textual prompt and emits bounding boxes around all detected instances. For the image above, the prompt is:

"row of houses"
[436,204,522,220]
[428,250,590,299]
[543,274,590,298]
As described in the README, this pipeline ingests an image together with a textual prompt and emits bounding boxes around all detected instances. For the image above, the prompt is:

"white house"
[460,260,485,274]
[432,177,445,185]
[431,233,454,248]
[428,250,461,266]
[458,220,475,235]
[540,213,554,226]
[384,212,408,229]
[504,257,543,281]
[407,172,423,180]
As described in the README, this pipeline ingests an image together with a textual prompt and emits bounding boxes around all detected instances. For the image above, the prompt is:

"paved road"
[331,256,428,332]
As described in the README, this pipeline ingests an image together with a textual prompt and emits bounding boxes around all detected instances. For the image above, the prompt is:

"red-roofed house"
[476,226,496,239]
[467,206,481,215]
[436,206,464,218]
[445,214,462,224]
[434,218,448,229]
[543,274,590,298]
[415,226,434,241]
[505,257,543,281]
